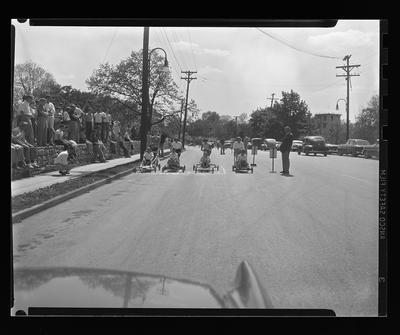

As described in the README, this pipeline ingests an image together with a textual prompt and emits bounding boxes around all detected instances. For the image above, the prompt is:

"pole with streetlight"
[140,27,169,160]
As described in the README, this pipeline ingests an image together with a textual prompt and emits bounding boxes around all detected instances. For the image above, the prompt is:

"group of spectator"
[12,94,139,171]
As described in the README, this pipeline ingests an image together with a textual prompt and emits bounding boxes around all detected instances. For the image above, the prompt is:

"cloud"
[307,29,378,53]
[198,65,223,75]
[171,40,230,57]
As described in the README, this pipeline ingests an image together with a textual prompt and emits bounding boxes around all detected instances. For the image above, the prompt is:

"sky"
[12,20,380,122]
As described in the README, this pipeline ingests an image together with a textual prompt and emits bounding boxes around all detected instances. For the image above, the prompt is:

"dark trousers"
[94,123,102,140]
[281,150,290,173]
[102,123,109,142]
[85,122,93,142]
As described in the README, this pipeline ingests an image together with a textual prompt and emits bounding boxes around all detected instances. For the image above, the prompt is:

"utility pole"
[180,70,197,149]
[267,93,276,108]
[140,26,150,160]
[336,55,360,141]
[177,98,184,141]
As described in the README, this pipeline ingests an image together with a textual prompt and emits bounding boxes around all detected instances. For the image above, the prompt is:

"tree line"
[13,55,378,144]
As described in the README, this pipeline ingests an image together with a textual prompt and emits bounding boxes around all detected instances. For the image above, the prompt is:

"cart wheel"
[183,165,185,172]
[251,167,254,174]
[193,165,195,171]
[217,165,219,171]
[212,168,214,174]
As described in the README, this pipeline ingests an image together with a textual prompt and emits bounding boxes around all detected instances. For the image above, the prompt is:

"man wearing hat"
[16,95,35,145]
[36,97,49,146]
[280,125,294,176]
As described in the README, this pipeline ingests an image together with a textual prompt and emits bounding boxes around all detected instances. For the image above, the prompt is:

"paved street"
[12,146,379,316]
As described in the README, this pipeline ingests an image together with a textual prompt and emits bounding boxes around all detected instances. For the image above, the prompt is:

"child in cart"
[143,147,153,165]
[200,150,211,168]
[235,149,249,169]
[166,150,180,169]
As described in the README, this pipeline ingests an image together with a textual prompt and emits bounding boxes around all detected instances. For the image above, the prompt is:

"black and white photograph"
[11,19,385,317]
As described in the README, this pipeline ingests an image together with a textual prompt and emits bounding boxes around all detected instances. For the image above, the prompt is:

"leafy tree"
[272,90,312,139]
[353,95,379,143]
[13,61,60,104]
[86,50,183,134]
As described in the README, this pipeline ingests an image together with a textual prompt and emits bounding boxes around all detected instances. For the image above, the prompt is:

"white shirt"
[172,141,182,150]
[54,151,69,165]
[94,112,103,123]
[63,111,71,121]
[233,141,245,150]
[55,129,64,140]
[73,107,83,119]
[18,101,33,117]
[44,102,56,117]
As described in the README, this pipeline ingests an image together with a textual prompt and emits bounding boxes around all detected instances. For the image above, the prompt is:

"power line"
[256,28,341,60]
[102,28,118,63]
[187,28,198,71]
[169,28,189,70]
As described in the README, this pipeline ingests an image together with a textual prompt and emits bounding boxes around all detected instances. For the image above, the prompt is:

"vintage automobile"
[223,140,232,149]
[297,136,327,156]
[363,139,379,159]
[325,143,338,154]
[264,138,277,150]
[337,139,370,157]
[291,140,303,151]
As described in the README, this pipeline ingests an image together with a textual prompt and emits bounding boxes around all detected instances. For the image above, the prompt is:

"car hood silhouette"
[12,261,274,314]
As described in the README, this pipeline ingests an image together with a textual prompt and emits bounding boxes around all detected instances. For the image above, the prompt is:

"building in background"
[313,113,341,144]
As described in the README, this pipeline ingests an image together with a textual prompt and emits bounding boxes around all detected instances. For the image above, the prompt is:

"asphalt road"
[12,146,379,315]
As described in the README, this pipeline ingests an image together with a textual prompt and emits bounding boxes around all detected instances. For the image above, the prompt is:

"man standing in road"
[220,138,225,155]
[280,126,294,176]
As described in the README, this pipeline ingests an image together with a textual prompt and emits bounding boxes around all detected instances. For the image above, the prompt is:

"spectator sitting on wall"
[12,127,39,168]
[16,95,35,145]
[11,143,26,170]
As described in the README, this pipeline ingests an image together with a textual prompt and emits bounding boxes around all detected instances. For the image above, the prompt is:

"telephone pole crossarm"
[180,70,197,149]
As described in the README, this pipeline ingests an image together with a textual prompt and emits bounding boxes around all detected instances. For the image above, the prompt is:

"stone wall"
[12,140,170,180]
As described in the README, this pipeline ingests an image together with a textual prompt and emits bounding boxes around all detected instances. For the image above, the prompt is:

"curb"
[12,150,171,223]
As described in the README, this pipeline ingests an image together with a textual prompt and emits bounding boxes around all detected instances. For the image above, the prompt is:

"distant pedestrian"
[220,138,225,155]
[280,126,294,176]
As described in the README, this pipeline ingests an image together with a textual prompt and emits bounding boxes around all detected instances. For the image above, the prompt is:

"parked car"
[297,136,328,156]
[260,143,267,151]
[264,138,277,150]
[223,140,232,149]
[291,140,303,151]
[276,141,282,150]
[363,139,379,159]
[326,143,338,154]
[337,139,370,157]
